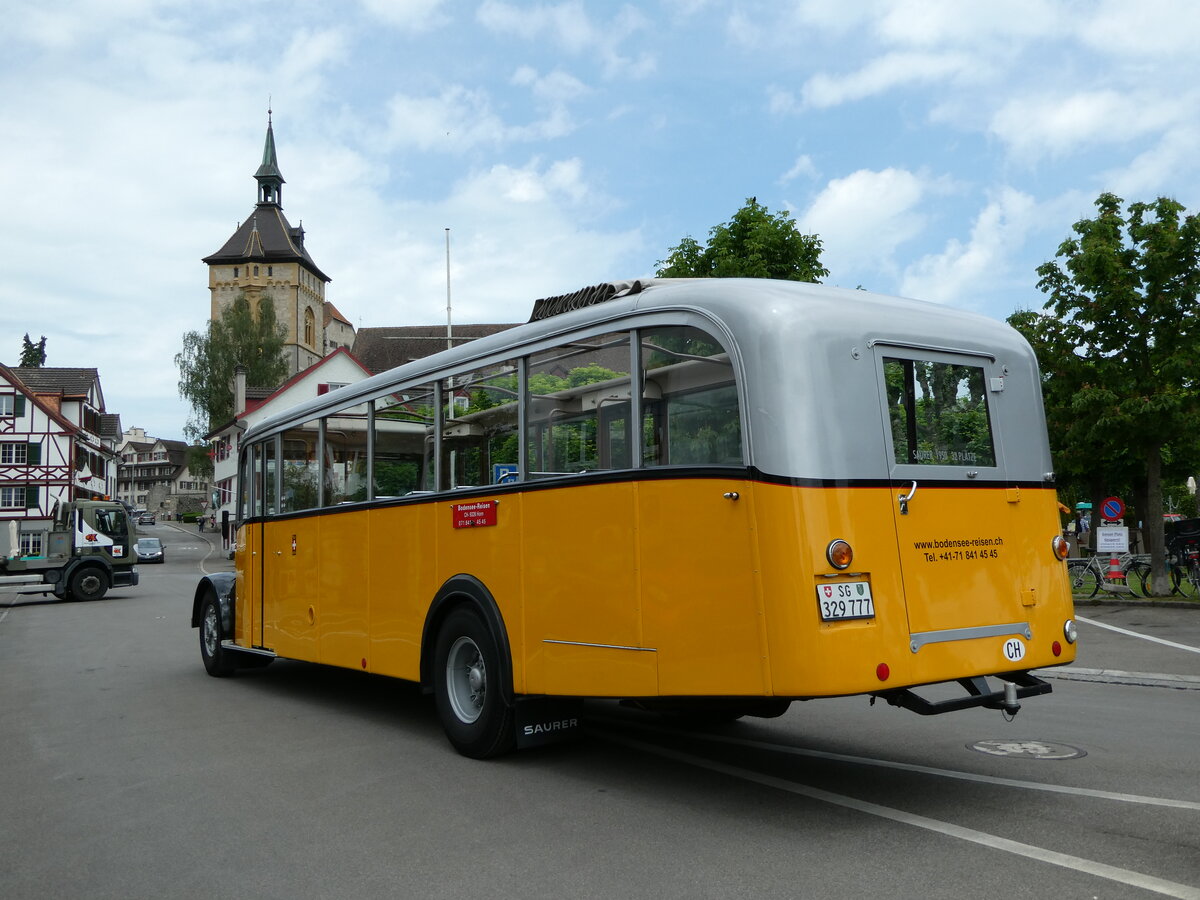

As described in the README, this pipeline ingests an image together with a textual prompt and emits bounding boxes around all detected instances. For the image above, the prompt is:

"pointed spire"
[255,106,285,207]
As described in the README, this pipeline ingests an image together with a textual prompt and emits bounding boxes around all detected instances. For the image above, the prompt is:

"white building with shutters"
[0,364,120,557]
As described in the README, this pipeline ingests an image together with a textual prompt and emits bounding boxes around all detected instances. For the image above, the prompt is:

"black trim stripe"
[237,466,1056,526]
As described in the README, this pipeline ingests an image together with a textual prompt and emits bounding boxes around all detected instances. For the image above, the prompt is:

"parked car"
[138,513,156,525]
[135,537,164,563]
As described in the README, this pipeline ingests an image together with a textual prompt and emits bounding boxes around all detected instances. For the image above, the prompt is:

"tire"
[199,591,236,677]
[1132,564,1182,597]
[433,606,515,759]
[1067,562,1099,598]
[69,566,108,602]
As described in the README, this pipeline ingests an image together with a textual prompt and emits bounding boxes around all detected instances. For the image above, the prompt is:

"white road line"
[592,716,1200,810]
[1078,615,1200,655]
[602,733,1200,900]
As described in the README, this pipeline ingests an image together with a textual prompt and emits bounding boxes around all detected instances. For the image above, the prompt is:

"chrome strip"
[543,639,657,653]
[909,622,1031,654]
[222,640,277,658]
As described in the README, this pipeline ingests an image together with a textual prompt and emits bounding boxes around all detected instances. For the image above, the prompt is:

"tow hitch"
[874,671,1051,718]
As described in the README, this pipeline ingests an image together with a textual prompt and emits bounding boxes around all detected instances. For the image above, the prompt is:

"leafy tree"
[176,294,288,439]
[656,196,829,282]
[19,333,46,367]
[1009,192,1200,594]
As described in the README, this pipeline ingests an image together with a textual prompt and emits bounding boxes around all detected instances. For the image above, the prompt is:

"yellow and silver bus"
[192,278,1076,758]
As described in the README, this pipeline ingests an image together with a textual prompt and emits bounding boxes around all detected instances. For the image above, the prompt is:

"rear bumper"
[874,670,1052,715]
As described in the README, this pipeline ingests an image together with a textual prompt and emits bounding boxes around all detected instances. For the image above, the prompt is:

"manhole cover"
[968,740,1086,760]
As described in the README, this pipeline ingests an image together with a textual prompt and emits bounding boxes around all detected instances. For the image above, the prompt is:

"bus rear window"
[884,358,995,467]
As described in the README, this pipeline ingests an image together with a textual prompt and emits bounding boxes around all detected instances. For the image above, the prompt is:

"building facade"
[0,365,121,556]
[202,113,352,378]
[116,428,210,518]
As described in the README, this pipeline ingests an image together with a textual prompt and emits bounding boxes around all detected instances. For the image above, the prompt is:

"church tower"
[203,112,338,377]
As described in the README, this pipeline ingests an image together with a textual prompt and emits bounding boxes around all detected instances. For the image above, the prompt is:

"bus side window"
[323,400,369,504]
[374,383,436,498]
[525,331,632,478]
[640,325,742,467]
[281,420,321,513]
[441,358,520,490]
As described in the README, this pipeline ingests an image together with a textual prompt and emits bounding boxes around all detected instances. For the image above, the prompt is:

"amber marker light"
[1052,535,1070,560]
[827,539,853,569]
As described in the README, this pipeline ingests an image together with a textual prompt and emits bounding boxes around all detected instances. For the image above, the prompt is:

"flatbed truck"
[0,500,139,601]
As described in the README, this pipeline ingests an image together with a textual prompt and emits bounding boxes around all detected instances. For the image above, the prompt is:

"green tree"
[19,333,46,367]
[656,196,829,282]
[176,294,288,439]
[1010,192,1200,594]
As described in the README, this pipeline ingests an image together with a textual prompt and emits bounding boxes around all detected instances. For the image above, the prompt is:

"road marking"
[591,715,1200,810]
[1077,615,1200,655]
[602,733,1200,900]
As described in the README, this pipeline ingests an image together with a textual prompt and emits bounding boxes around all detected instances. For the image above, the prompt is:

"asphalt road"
[2,523,1197,900]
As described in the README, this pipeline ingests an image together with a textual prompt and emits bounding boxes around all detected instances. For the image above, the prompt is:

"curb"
[1073,596,1200,611]
[1037,667,1200,690]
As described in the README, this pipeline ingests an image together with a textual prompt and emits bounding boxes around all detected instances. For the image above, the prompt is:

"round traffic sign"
[1102,496,1125,520]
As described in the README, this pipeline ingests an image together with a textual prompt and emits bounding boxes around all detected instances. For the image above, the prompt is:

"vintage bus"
[192,278,1076,758]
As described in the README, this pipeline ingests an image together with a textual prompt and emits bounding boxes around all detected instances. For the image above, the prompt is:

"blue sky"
[3,0,1200,440]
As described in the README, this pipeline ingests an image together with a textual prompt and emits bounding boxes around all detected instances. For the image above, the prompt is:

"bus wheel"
[69,567,108,602]
[434,607,515,759]
[199,591,236,677]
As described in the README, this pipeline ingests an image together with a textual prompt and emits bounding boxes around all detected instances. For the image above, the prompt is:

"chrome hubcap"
[446,636,485,724]
[202,606,219,656]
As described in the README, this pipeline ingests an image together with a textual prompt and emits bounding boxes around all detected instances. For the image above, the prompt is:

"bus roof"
[242,278,1048,482]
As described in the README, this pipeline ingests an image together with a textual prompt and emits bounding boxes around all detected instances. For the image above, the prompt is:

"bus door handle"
[898,481,918,515]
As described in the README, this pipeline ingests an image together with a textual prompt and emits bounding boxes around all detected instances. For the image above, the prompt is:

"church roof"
[202,206,330,281]
[202,113,330,282]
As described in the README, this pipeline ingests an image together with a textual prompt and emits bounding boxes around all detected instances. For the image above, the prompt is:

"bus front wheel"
[199,591,236,677]
[433,607,515,759]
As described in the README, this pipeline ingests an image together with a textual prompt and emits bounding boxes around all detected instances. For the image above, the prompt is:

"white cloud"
[990,90,1181,161]
[801,51,975,109]
[511,66,590,103]
[476,0,655,79]
[382,85,576,152]
[1079,0,1200,58]
[874,0,1060,47]
[799,168,928,281]
[900,188,1037,305]
[359,0,449,31]
[780,155,818,184]
[297,156,643,331]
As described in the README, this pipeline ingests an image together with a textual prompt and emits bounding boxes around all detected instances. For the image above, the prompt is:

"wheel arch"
[420,574,514,706]
[191,572,236,634]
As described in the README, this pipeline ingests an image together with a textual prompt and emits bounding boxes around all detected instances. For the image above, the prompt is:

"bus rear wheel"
[199,591,236,677]
[433,607,515,759]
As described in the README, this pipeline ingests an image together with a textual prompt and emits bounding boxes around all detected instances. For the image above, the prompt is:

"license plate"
[816,581,875,621]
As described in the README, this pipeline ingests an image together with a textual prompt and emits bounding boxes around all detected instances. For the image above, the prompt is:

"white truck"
[0,500,139,601]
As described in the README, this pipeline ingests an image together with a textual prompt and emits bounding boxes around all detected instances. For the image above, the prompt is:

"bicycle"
[1127,533,1200,598]
[1066,552,1143,598]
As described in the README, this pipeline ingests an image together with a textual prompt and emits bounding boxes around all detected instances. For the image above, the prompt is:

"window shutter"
[25,486,38,509]
[27,442,41,465]
[14,395,25,417]
[317,383,329,395]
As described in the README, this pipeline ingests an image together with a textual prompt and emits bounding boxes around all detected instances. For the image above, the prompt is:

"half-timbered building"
[0,365,119,556]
